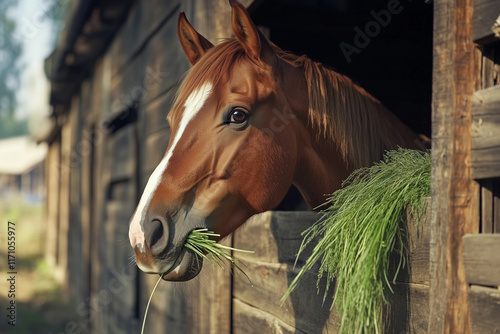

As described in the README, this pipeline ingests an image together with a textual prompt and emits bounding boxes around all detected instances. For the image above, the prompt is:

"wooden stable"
[42,0,499,333]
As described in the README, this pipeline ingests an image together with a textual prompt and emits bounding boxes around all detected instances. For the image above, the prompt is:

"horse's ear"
[229,0,275,62]
[177,12,214,65]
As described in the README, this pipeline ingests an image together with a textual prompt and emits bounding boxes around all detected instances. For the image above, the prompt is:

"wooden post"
[429,0,479,333]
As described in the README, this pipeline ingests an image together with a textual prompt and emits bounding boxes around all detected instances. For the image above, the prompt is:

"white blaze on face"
[129,82,213,249]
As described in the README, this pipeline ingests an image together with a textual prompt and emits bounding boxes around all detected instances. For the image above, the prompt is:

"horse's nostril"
[145,219,168,255]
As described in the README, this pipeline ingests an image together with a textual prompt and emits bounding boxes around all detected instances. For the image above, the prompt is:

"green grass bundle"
[282,148,431,334]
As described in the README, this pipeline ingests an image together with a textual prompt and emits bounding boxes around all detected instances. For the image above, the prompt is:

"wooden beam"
[429,0,479,332]
[471,85,500,179]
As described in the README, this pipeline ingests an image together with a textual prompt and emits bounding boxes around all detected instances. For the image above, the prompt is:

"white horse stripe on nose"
[128,82,213,249]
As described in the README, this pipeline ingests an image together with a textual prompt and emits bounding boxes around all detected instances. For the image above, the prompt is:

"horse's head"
[129,0,308,280]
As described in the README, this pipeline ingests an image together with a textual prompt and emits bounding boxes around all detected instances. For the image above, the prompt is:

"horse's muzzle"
[132,209,208,281]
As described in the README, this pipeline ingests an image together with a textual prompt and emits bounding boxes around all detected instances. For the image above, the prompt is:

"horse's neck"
[284,59,420,208]
[293,133,352,209]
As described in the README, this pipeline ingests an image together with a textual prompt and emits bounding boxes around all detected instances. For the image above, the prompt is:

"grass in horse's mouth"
[184,228,254,278]
[142,228,254,334]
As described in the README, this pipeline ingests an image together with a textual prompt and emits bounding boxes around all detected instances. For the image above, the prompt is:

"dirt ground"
[0,200,80,334]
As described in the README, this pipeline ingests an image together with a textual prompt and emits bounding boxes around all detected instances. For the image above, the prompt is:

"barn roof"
[0,136,47,175]
[45,0,135,110]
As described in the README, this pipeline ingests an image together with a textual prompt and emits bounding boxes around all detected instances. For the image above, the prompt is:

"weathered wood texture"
[475,23,500,234]
[397,202,431,285]
[472,85,500,179]
[473,0,500,43]
[233,207,430,334]
[429,0,478,332]
[384,202,431,333]
[468,286,500,334]
[233,211,340,334]
[480,179,495,233]
[463,234,500,286]
[45,140,60,268]
[495,179,500,233]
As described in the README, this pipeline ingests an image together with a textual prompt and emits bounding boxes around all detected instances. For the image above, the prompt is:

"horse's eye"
[228,108,248,124]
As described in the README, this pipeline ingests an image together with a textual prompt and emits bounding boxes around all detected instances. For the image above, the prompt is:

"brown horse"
[128,0,421,281]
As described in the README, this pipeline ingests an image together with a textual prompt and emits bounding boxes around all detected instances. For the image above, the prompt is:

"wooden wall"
[430,0,500,332]
[464,1,500,333]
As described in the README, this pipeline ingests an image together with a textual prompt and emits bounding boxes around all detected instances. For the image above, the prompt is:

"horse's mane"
[279,50,410,169]
[173,39,412,169]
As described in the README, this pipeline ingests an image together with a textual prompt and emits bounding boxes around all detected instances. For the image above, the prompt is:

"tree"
[0,0,26,139]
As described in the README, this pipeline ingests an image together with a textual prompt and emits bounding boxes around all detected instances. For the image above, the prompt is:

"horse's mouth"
[161,247,203,281]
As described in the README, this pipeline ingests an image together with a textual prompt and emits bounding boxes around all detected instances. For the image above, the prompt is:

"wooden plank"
[481,179,494,233]
[57,103,76,284]
[139,13,189,106]
[103,199,138,333]
[429,0,478,332]
[139,274,187,334]
[109,0,180,78]
[233,212,340,333]
[143,130,170,176]
[473,0,500,43]
[471,85,500,179]
[233,211,320,264]
[463,234,500,286]
[185,237,232,334]
[233,257,340,333]
[495,178,500,233]
[68,91,85,303]
[45,140,61,268]
[468,285,500,334]
[233,298,307,334]
[472,145,500,180]
[141,88,176,137]
[395,201,431,285]
[474,47,483,91]
[481,46,496,89]
[110,126,135,181]
[80,122,93,313]
[384,283,430,334]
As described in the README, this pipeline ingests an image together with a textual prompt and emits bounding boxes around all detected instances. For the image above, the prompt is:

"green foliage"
[0,114,28,139]
[0,0,28,139]
[282,148,431,334]
[43,0,71,46]
[0,0,23,119]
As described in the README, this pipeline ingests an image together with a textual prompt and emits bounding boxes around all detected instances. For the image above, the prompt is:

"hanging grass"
[282,148,431,334]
